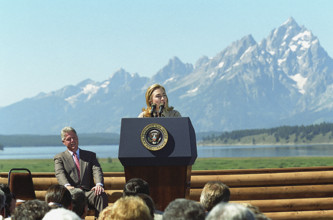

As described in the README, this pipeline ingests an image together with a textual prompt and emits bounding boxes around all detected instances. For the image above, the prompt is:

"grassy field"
[1,157,333,172]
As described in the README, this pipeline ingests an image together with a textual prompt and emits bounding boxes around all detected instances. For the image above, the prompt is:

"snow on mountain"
[289,73,307,94]
[1,17,333,134]
[66,82,101,105]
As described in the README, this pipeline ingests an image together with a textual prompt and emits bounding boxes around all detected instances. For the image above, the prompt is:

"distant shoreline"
[4,142,333,148]
[197,142,333,146]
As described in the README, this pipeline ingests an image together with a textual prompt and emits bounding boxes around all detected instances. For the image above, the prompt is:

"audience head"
[206,203,255,220]
[162,198,205,220]
[0,189,5,217]
[137,193,155,218]
[123,178,150,196]
[42,207,81,220]
[69,188,88,219]
[200,181,230,211]
[241,203,271,220]
[13,199,50,220]
[98,196,152,220]
[0,183,16,217]
[45,185,72,210]
[97,205,112,220]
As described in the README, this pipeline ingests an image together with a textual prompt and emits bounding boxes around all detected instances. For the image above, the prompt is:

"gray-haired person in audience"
[241,203,271,220]
[12,199,50,220]
[42,207,81,220]
[70,188,88,220]
[200,181,230,212]
[206,203,256,220]
[0,190,5,218]
[162,198,205,220]
[54,126,108,217]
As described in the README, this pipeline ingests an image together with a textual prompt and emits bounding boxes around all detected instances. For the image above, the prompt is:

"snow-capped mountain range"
[1,17,333,135]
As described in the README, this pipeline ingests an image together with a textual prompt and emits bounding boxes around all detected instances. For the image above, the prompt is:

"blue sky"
[1,0,332,107]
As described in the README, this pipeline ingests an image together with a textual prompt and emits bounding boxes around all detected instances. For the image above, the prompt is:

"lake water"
[1,144,333,159]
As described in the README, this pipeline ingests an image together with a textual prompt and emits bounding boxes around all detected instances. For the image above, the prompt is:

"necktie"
[73,152,80,179]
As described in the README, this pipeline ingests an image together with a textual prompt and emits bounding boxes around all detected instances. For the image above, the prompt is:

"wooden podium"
[118,117,197,210]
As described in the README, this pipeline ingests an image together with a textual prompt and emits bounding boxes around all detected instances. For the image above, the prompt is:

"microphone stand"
[158,104,164,117]
[150,104,156,117]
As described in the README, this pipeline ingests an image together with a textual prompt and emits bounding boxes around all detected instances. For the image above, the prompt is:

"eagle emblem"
[141,123,168,151]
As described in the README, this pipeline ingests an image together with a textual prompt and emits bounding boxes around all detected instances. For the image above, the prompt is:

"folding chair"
[8,168,36,201]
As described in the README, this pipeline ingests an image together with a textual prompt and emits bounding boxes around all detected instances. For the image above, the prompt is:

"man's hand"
[91,184,104,195]
[65,185,75,190]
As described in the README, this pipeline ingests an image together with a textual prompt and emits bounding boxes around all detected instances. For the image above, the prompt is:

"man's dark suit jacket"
[54,149,104,190]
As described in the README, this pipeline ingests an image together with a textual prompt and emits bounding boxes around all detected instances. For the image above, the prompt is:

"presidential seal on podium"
[141,123,168,151]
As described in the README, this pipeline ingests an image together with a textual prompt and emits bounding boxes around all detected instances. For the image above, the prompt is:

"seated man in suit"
[54,126,108,216]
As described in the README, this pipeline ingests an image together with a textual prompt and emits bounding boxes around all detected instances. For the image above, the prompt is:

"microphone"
[158,103,164,117]
[150,104,156,117]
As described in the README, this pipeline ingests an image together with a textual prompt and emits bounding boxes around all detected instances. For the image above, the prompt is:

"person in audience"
[0,184,16,218]
[138,84,181,117]
[200,181,230,212]
[54,126,108,217]
[123,178,150,196]
[0,190,5,218]
[12,199,50,220]
[45,185,72,210]
[123,178,163,218]
[98,196,152,220]
[162,198,205,220]
[97,205,112,220]
[69,188,88,220]
[136,193,156,219]
[42,207,81,220]
[206,203,255,220]
[240,203,271,220]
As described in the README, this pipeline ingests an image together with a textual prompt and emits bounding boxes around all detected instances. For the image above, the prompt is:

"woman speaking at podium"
[138,84,181,118]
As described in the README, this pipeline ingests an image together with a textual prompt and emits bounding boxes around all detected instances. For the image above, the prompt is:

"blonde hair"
[142,84,173,117]
[98,196,152,220]
[200,181,230,211]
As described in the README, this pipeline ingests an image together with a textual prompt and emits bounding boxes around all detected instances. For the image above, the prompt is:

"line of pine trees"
[202,122,333,143]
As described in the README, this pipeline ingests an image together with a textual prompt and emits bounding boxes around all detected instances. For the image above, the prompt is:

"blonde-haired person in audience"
[98,196,153,220]
[200,181,230,213]
[122,178,163,219]
[138,84,181,118]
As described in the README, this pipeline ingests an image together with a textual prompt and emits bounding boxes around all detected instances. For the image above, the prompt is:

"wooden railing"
[1,167,333,220]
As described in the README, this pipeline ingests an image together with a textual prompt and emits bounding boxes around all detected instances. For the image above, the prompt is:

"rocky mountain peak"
[150,56,194,85]
[1,18,333,134]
